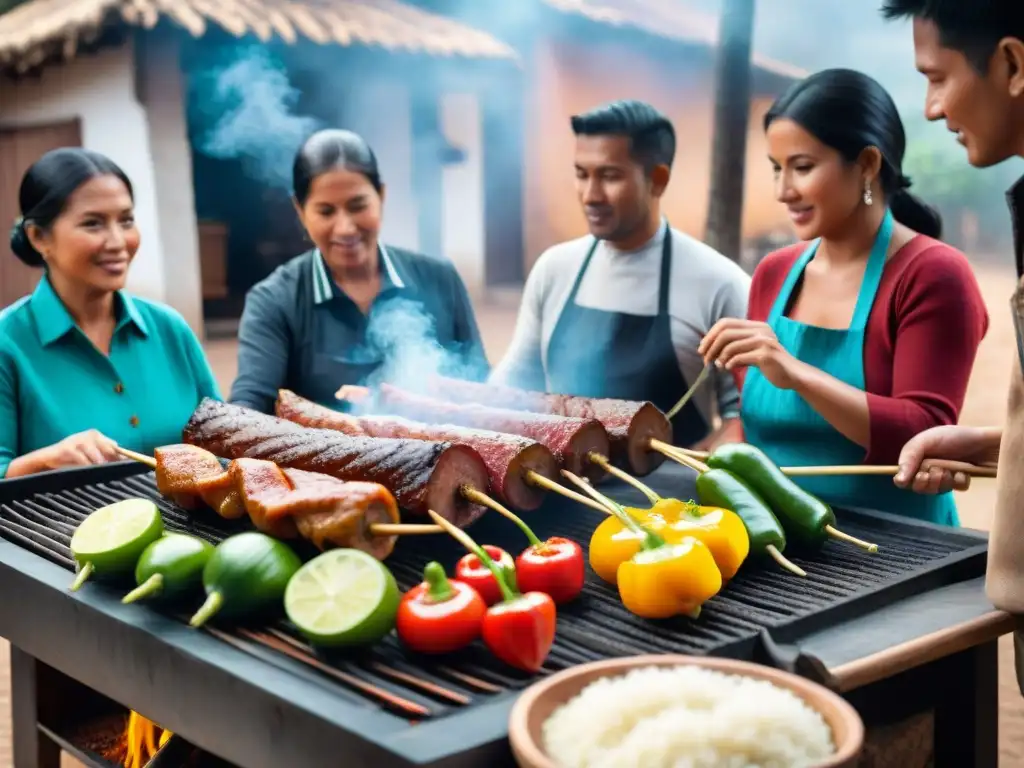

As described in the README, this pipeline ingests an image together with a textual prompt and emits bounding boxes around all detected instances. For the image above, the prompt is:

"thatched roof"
[542,0,806,80]
[0,0,517,74]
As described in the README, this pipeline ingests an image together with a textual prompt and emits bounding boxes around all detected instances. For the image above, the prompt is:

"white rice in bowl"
[541,666,835,768]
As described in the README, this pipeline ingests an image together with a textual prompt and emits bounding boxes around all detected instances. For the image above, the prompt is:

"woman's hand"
[895,425,1001,495]
[44,429,122,470]
[698,319,800,390]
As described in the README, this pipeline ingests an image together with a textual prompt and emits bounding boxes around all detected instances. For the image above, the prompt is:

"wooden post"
[481,73,526,287]
[704,0,756,263]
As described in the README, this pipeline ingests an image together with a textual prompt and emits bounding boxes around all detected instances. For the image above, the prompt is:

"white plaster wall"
[440,92,485,295]
[0,43,168,305]
[339,82,419,253]
[137,34,204,335]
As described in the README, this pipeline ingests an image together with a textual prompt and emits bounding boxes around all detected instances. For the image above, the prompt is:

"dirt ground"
[2,264,1024,766]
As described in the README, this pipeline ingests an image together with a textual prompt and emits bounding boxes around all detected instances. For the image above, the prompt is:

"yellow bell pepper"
[649,499,750,580]
[588,500,749,584]
[617,536,722,620]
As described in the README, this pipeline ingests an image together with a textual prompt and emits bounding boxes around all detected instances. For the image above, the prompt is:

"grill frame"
[0,460,990,767]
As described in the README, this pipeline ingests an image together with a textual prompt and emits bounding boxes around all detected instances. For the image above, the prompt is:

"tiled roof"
[0,0,517,74]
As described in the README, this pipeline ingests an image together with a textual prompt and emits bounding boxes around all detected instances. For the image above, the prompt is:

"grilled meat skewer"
[146,444,407,559]
[275,389,559,511]
[182,399,490,527]
[422,376,672,476]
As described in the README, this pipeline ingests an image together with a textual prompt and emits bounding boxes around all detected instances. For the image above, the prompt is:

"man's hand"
[895,425,1001,494]
[698,319,801,390]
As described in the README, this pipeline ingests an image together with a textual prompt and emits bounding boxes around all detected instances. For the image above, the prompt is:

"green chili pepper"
[695,468,806,577]
[707,443,878,553]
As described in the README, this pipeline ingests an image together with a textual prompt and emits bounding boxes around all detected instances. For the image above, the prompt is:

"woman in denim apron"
[700,69,989,526]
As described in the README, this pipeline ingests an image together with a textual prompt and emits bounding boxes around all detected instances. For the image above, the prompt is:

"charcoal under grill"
[0,460,990,766]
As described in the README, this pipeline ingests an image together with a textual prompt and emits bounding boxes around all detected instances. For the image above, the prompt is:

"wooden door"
[0,120,83,309]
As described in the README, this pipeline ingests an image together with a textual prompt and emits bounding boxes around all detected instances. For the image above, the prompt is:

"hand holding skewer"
[697,318,801,389]
[647,442,997,481]
[894,425,1001,493]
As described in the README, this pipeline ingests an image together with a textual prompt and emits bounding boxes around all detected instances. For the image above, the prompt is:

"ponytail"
[889,187,942,240]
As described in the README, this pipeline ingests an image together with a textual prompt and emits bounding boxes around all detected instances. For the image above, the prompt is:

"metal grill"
[0,462,988,724]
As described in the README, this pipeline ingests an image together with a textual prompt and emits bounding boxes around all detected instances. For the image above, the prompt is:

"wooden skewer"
[665,365,711,420]
[118,446,157,467]
[587,452,661,505]
[647,442,996,480]
[650,440,710,472]
[369,524,441,535]
[824,525,878,552]
[559,469,628,517]
[764,545,808,577]
[524,470,616,514]
[116,447,441,536]
[782,461,998,478]
[665,445,710,460]
[462,486,521,523]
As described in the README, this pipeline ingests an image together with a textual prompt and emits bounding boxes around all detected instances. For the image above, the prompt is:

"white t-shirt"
[491,221,751,424]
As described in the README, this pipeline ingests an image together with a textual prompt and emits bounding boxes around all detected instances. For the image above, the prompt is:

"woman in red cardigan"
[699,69,988,526]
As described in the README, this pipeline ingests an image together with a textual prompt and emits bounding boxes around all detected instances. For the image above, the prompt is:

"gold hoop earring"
[863,180,873,207]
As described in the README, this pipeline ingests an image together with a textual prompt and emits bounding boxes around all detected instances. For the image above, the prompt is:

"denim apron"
[544,223,709,446]
[741,210,958,525]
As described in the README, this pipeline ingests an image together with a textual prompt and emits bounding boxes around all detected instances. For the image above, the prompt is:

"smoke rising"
[363,296,487,395]
[188,45,320,190]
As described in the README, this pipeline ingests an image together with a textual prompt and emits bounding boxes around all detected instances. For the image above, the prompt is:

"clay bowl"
[509,654,864,768]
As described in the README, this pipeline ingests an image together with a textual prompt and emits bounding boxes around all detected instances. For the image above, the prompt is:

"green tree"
[902,117,1023,252]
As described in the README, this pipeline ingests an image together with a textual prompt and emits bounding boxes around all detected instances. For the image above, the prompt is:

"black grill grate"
[0,463,988,722]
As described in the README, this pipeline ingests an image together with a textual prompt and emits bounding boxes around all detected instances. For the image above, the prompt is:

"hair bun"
[9,217,45,268]
[897,174,913,190]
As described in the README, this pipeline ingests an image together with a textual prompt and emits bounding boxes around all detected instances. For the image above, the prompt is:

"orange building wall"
[522,37,790,270]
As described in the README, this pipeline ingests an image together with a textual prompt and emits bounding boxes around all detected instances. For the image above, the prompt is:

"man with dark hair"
[883,0,1024,657]
[492,99,750,449]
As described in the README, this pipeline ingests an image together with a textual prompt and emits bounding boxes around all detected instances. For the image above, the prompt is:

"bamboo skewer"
[648,441,877,553]
[524,470,616,514]
[116,447,441,537]
[782,461,997,478]
[559,469,632,517]
[665,365,711,420]
[650,441,710,473]
[587,452,661,505]
[647,441,996,479]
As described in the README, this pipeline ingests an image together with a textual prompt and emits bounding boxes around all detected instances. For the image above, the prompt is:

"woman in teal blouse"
[0,148,221,479]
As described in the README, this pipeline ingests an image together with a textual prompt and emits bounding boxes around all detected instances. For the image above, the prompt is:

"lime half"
[69,499,165,591]
[284,549,400,648]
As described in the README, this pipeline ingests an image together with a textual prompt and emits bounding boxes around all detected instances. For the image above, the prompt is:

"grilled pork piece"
[182,399,489,527]
[276,389,559,511]
[423,376,672,476]
[230,458,399,559]
[364,384,610,484]
[154,444,245,519]
[152,445,401,558]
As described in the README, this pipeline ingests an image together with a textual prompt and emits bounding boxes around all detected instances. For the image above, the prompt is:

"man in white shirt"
[491,100,751,448]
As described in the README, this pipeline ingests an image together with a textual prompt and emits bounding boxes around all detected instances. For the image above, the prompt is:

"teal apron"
[740,210,959,526]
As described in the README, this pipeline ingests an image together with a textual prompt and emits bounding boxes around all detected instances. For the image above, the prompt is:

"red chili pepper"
[396,561,486,655]
[490,503,584,605]
[516,537,585,604]
[455,545,515,606]
[427,511,556,673]
[482,590,557,672]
